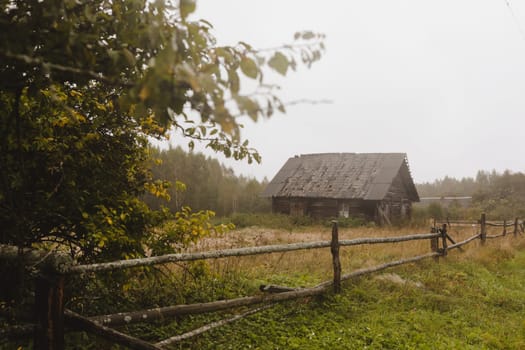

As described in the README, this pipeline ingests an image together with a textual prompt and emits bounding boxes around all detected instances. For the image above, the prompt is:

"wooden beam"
[480,213,487,244]
[64,310,162,350]
[68,233,439,274]
[155,304,274,347]
[88,286,328,327]
[34,274,65,350]
[330,221,341,293]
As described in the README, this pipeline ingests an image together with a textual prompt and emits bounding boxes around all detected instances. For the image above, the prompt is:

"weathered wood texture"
[34,275,65,350]
[480,213,487,244]
[440,224,448,256]
[448,233,482,250]
[88,286,328,327]
[64,310,161,350]
[331,221,341,293]
[69,233,439,274]
[88,248,445,328]
[155,304,274,347]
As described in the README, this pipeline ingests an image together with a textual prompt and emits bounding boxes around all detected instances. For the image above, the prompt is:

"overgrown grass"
[173,237,525,349]
[7,225,523,350]
[221,213,367,230]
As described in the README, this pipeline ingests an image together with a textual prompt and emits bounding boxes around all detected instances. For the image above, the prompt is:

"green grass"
[8,230,524,350]
[169,242,525,349]
[221,212,366,230]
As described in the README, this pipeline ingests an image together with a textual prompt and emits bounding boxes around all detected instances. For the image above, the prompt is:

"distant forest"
[145,148,525,220]
[144,147,270,216]
[416,170,525,219]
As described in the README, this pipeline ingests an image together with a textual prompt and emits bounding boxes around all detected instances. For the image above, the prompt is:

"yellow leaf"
[139,86,149,101]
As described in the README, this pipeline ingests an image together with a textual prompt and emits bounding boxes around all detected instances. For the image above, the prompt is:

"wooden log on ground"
[155,304,274,347]
[64,310,161,350]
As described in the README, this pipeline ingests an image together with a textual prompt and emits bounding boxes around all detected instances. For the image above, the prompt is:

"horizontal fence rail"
[67,233,440,274]
[1,213,523,350]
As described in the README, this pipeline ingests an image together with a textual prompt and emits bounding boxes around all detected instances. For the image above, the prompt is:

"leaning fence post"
[441,224,448,256]
[330,221,341,293]
[34,271,65,350]
[480,213,486,245]
[514,218,519,237]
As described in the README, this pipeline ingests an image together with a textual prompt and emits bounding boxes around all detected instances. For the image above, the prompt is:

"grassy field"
[125,223,525,349]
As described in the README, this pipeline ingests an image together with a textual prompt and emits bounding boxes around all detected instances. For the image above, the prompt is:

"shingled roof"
[262,153,419,201]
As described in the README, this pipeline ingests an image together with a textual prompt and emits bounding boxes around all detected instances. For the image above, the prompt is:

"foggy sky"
[164,0,525,184]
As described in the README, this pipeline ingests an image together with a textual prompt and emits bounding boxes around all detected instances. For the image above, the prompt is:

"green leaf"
[240,56,258,79]
[228,69,240,94]
[302,31,315,40]
[180,0,196,19]
[268,52,289,76]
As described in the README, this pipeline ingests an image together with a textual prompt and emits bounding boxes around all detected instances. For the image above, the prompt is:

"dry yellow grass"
[176,223,522,289]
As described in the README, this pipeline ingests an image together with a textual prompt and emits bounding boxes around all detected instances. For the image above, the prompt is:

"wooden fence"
[1,214,523,350]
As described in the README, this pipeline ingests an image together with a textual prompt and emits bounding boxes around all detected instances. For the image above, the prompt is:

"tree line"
[416,170,525,219]
[144,147,271,216]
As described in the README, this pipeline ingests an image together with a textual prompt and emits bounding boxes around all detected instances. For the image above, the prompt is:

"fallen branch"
[155,304,274,347]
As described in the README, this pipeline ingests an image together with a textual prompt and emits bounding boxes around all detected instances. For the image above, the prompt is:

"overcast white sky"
[163,0,525,184]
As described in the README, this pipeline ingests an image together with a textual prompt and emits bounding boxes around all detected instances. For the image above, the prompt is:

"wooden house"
[261,153,420,224]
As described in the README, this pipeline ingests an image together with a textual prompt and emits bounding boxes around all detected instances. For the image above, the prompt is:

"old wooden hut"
[261,153,420,224]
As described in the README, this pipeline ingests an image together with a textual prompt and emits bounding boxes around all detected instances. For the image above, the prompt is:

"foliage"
[144,146,271,216]
[147,207,234,255]
[174,240,525,349]
[0,0,324,259]
[226,213,319,230]
[22,228,523,350]
[415,169,525,221]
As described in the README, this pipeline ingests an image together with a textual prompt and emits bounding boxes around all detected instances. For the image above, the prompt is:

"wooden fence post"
[34,272,65,350]
[503,220,507,236]
[480,213,486,245]
[430,226,439,261]
[441,224,448,256]
[330,221,341,293]
[514,218,519,237]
